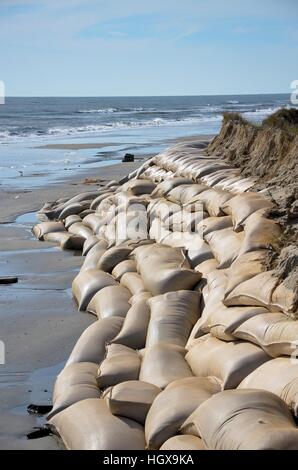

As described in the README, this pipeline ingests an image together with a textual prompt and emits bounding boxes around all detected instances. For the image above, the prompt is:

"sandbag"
[60,234,85,251]
[79,209,94,218]
[163,210,205,233]
[222,192,273,230]
[120,179,156,195]
[149,217,172,243]
[129,291,152,305]
[48,362,100,420]
[271,281,298,316]
[145,377,221,449]
[120,272,146,295]
[225,250,268,296]
[86,285,131,318]
[80,239,108,271]
[167,184,207,204]
[32,221,66,240]
[238,358,298,416]
[196,215,233,238]
[90,192,114,210]
[97,246,132,273]
[72,269,118,311]
[181,389,298,450]
[66,317,124,366]
[133,244,201,295]
[82,235,100,256]
[205,227,244,268]
[151,178,193,197]
[64,214,82,229]
[239,211,281,255]
[162,232,213,267]
[82,213,103,232]
[58,202,91,220]
[223,271,279,309]
[111,259,137,281]
[68,222,93,239]
[106,380,161,424]
[96,344,141,389]
[199,304,269,341]
[139,343,193,389]
[49,398,145,450]
[146,291,200,348]
[160,435,206,450]
[194,258,219,277]
[185,334,270,389]
[187,189,233,217]
[111,299,150,349]
[234,312,298,357]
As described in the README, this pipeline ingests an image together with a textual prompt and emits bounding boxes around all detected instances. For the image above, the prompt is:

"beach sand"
[0,134,212,450]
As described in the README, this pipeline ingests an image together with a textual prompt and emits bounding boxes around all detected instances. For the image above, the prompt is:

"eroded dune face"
[34,137,298,450]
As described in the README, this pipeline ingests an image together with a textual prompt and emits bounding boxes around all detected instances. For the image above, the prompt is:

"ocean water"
[0,94,290,189]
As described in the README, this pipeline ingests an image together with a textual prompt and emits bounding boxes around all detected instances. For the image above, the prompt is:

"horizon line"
[5,91,290,99]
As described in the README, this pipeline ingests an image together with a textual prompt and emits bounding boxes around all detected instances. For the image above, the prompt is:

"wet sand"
[0,134,213,449]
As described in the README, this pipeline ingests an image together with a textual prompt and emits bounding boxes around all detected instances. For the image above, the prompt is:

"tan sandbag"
[120,272,146,295]
[82,235,100,256]
[149,217,172,243]
[72,269,118,311]
[64,214,82,229]
[133,244,201,295]
[145,377,220,449]
[90,191,114,210]
[150,199,181,222]
[82,213,103,232]
[79,209,94,218]
[96,344,141,389]
[146,291,201,348]
[188,189,233,217]
[80,239,108,271]
[234,312,298,356]
[87,285,131,318]
[111,300,150,349]
[163,210,205,233]
[106,380,161,425]
[60,234,85,251]
[162,232,213,267]
[68,222,93,239]
[239,211,281,255]
[222,192,274,230]
[205,227,244,268]
[194,258,219,277]
[196,215,233,238]
[225,250,268,296]
[200,304,269,341]
[111,259,137,281]
[185,334,270,389]
[181,389,298,450]
[32,221,66,240]
[271,281,298,316]
[66,317,124,366]
[238,358,298,416]
[167,184,206,204]
[97,246,132,273]
[43,231,70,245]
[129,291,152,305]
[160,435,206,450]
[224,271,279,309]
[139,343,193,389]
[120,179,156,195]
[49,398,145,450]
[151,178,193,197]
[48,362,99,420]
[58,202,91,221]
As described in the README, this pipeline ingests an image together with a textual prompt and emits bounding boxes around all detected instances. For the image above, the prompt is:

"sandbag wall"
[33,141,298,450]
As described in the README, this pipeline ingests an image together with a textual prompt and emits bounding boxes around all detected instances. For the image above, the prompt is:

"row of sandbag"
[127,141,256,193]
[47,242,298,449]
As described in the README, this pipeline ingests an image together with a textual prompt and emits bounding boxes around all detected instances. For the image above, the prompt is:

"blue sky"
[0,0,297,96]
